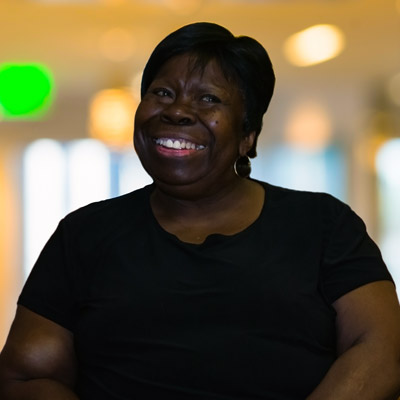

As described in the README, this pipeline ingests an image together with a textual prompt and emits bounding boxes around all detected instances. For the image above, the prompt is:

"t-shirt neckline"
[145,180,269,247]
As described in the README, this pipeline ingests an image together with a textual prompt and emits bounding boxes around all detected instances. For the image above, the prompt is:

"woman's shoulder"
[256,180,366,249]
[254,180,357,235]
[256,180,346,211]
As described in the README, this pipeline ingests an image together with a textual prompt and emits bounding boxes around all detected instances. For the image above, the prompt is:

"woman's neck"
[150,179,265,244]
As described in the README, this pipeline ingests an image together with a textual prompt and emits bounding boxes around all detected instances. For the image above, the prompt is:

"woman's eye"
[201,94,221,103]
[153,88,172,97]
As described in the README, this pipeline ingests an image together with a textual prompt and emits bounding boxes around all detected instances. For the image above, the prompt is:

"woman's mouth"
[154,138,205,151]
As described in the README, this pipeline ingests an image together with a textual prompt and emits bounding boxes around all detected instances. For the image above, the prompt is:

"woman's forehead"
[154,53,238,87]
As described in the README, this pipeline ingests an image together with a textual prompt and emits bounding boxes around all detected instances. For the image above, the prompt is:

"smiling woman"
[1,22,400,400]
[134,54,249,197]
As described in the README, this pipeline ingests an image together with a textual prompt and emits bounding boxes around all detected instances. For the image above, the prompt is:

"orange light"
[285,101,332,151]
[284,24,345,67]
[89,88,137,148]
[0,147,20,347]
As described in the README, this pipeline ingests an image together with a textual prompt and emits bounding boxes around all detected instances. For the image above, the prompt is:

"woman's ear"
[239,131,256,156]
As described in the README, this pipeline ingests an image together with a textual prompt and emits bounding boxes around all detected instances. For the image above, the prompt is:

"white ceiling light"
[376,138,400,187]
[284,24,345,67]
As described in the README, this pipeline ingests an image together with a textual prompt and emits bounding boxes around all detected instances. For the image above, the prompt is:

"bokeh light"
[0,63,54,119]
[376,138,400,187]
[375,138,400,285]
[23,139,66,277]
[67,140,111,212]
[285,101,332,151]
[89,88,137,147]
[283,24,345,67]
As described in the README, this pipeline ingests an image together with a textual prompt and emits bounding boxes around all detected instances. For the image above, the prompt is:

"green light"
[0,63,54,119]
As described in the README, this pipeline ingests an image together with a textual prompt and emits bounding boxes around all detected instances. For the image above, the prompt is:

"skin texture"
[307,280,400,400]
[0,306,78,399]
[1,53,400,399]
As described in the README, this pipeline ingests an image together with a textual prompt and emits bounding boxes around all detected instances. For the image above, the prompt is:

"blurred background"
[1,0,400,346]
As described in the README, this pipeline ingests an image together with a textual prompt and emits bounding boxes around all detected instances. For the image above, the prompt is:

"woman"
[1,22,400,400]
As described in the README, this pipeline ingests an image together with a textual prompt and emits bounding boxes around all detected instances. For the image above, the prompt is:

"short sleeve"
[321,202,393,303]
[18,219,77,331]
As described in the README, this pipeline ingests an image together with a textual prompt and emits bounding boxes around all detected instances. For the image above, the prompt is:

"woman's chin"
[151,172,205,188]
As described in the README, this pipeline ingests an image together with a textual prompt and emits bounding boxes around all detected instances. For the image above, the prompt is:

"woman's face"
[134,53,254,192]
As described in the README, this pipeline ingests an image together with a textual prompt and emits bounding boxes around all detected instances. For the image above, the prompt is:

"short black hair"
[141,22,275,158]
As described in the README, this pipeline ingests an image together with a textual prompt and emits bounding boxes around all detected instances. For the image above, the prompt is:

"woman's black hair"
[141,22,275,158]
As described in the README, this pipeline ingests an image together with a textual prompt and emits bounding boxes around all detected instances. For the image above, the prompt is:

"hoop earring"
[234,155,251,178]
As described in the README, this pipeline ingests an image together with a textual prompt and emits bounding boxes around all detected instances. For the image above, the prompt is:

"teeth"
[155,138,205,150]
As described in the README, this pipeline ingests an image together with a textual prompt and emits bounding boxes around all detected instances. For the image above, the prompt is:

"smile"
[154,138,205,151]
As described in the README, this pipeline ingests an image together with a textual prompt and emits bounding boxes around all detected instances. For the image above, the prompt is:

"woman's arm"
[307,280,400,400]
[0,306,79,399]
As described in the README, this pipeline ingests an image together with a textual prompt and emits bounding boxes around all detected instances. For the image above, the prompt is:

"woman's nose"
[161,98,196,125]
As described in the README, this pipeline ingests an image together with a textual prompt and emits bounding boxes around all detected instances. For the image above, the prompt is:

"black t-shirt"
[18,182,392,400]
